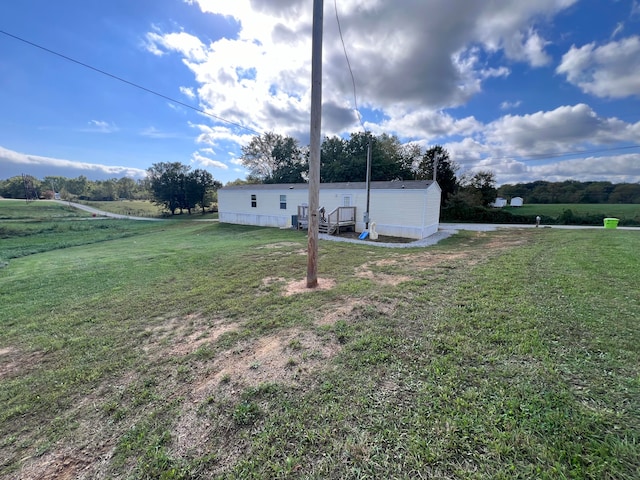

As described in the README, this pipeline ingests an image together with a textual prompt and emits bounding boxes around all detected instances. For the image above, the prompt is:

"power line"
[0,29,262,136]
[334,0,366,132]
[497,144,640,161]
[457,144,640,167]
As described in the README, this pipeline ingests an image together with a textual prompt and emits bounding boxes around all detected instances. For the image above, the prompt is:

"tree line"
[0,175,148,202]
[0,163,222,215]
[1,131,499,215]
[498,180,640,204]
[239,131,498,210]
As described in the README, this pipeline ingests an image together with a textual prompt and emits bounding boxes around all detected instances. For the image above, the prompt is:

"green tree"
[116,177,137,200]
[241,132,306,183]
[320,132,412,183]
[320,136,349,182]
[146,162,191,215]
[415,146,458,203]
[66,176,89,196]
[186,169,222,214]
[461,170,497,207]
[609,183,640,203]
[0,175,40,199]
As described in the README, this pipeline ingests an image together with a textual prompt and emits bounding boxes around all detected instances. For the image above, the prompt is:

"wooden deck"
[297,205,356,235]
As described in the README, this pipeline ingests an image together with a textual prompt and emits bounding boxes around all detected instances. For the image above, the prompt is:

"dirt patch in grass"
[256,242,302,249]
[316,298,367,326]
[170,323,238,357]
[142,313,239,357]
[16,447,95,480]
[355,265,412,286]
[0,346,45,380]
[262,276,286,287]
[170,327,342,464]
[195,328,340,395]
[283,277,337,296]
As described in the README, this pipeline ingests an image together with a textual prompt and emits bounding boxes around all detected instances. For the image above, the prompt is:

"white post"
[365,137,372,229]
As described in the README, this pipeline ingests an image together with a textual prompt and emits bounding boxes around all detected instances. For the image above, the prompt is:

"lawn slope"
[0,201,638,479]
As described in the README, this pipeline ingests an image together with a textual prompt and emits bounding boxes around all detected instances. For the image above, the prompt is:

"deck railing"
[298,205,356,233]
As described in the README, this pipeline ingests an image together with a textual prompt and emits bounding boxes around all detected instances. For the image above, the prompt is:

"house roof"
[221,180,436,191]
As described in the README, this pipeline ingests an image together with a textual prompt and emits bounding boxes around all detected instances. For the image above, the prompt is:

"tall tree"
[116,177,137,200]
[320,132,412,183]
[320,135,349,182]
[0,175,40,199]
[187,169,222,214]
[241,132,306,183]
[462,170,497,207]
[146,162,191,214]
[415,145,458,203]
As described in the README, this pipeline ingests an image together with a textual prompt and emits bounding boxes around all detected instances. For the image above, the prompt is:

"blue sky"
[1,0,640,185]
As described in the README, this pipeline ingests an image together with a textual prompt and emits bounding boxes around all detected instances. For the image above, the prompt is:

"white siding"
[218,182,441,239]
[219,189,308,228]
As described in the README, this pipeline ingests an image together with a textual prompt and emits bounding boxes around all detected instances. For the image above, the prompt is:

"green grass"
[0,200,164,262]
[77,199,166,217]
[77,199,219,219]
[1,201,639,479]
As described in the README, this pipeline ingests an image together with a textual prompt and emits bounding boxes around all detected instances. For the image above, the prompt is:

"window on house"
[251,194,257,208]
[280,194,287,210]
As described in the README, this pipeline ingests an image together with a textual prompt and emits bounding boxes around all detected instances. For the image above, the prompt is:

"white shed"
[510,196,524,207]
[491,197,507,208]
[218,180,441,239]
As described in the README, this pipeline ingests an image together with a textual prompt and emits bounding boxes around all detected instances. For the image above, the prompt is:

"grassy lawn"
[1,201,639,479]
[76,199,219,220]
[76,199,166,217]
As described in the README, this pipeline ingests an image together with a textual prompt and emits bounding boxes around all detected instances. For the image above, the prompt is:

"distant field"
[0,200,162,262]
[77,200,164,217]
[506,203,640,219]
[78,200,219,219]
[504,203,640,226]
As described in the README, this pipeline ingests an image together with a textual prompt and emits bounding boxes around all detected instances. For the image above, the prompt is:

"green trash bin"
[604,218,619,229]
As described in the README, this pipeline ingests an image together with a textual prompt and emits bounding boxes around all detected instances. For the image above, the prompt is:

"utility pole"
[433,153,439,183]
[364,137,372,229]
[307,0,323,288]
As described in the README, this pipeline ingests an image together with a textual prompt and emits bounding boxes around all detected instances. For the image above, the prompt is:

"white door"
[342,195,353,207]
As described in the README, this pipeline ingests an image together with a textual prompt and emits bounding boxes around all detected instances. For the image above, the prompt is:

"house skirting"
[220,212,439,240]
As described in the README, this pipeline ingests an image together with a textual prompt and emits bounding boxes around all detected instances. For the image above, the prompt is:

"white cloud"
[136,0,640,185]
[179,86,196,99]
[500,29,552,67]
[494,153,640,184]
[147,0,578,149]
[557,36,640,98]
[0,145,146,180]
[611,22,624,39]
[441,104,640,184]
[140,126,186,139]
[500,100,522,110]
[145,31,208,62]
[191,151,228,170]
[484,104,640,155]
[84,120,118,133]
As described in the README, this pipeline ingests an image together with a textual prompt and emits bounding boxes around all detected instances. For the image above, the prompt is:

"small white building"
[510,196,524,207]
[491,197,507,208]
[218,180,441,239]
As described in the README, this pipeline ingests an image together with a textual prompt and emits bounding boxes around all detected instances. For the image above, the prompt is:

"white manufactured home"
[218,180,441,240]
